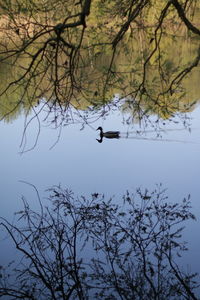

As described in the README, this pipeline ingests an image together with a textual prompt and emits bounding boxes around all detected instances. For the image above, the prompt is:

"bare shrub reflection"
[0,184,199,299]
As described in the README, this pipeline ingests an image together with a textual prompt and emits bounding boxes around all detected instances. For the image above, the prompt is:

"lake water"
[0,104,200,279]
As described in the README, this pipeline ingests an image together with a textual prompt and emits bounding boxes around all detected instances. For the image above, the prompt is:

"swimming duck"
[96,126,120,143]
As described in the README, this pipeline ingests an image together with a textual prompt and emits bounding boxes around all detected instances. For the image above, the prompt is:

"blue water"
[0,106,200,277]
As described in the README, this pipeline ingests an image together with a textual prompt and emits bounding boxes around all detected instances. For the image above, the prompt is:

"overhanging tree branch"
[171,0,200,35]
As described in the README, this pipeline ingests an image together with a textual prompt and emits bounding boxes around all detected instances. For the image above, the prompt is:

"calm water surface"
[0,105,200,275]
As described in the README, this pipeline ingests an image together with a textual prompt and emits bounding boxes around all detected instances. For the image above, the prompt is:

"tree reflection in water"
[0,184,199,299]
[0,2,199,299]
[0,0,199,152]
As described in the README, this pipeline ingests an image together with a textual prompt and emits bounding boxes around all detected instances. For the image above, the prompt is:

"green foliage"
[0,0,199,128]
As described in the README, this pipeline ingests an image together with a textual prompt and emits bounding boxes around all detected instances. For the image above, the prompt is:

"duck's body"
[96,126,120,143]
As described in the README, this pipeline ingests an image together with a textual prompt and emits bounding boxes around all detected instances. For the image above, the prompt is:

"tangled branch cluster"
[0,184,199,299]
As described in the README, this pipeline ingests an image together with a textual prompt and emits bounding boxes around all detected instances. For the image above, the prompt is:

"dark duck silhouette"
[96,126,120,143]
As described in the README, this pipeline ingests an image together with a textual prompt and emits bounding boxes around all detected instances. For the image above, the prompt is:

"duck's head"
[96,126,103,139]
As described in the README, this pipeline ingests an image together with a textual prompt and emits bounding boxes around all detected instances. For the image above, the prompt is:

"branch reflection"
[0,184,199,299]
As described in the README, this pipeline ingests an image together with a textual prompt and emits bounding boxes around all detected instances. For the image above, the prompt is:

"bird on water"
[96,126,120,143]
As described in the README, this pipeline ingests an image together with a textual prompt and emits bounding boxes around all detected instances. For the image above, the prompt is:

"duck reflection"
[96,126,120,143]
[96,127,192,144]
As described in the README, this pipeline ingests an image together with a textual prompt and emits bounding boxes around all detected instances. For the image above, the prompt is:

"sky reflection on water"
[0,106,200,275]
